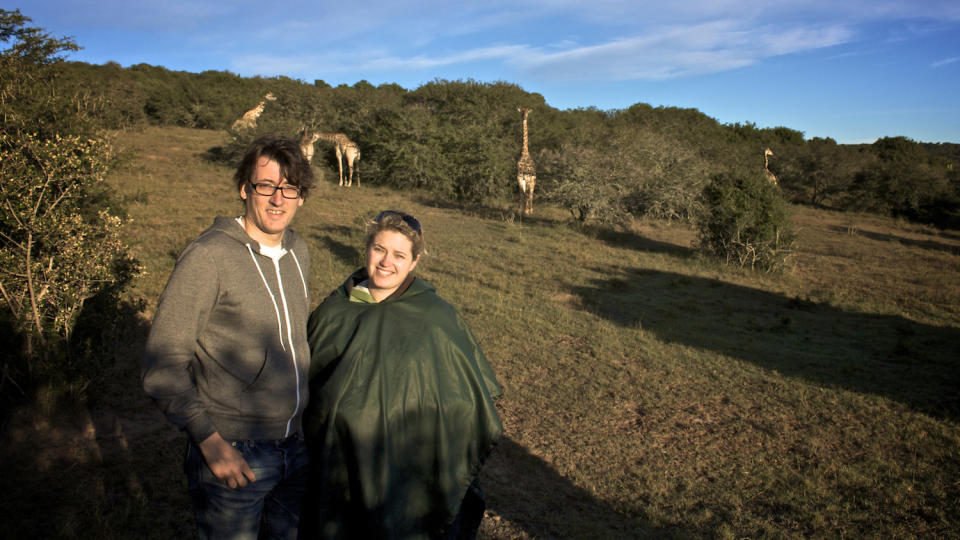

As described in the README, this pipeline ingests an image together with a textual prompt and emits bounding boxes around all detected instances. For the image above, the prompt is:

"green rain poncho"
[300,270,503,539]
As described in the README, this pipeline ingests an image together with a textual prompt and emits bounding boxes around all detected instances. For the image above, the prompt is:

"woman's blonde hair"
[365,210,425,259]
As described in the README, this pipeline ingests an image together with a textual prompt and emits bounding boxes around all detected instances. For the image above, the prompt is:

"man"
[143,134,315,539]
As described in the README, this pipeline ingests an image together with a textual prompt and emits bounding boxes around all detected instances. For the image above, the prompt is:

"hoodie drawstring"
[246,244,286,351]
[291,251,309,302]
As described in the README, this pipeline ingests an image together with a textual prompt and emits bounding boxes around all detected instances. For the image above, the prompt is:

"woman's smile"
[366,230,419,301]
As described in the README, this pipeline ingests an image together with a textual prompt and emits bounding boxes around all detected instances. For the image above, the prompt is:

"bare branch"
[24,232,45,342]
[2,195,26,229]
[0,227,26,251]
[0,280,20,316]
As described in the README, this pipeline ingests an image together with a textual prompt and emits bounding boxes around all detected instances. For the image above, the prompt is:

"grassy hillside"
[2,126,958,539]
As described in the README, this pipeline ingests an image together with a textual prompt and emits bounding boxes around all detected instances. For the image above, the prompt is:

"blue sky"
[14,1,960,144]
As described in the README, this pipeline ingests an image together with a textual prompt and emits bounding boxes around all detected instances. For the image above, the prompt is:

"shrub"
[624,174,705,222]
[540,144,627,224]
[696,172,796,272]
[0,133,141,358]
[0,9,141,398]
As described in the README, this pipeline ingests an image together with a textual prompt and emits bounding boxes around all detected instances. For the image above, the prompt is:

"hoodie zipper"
[246,243,305,438]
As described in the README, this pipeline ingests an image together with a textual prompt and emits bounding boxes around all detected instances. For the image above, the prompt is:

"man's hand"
[197,432,256,489]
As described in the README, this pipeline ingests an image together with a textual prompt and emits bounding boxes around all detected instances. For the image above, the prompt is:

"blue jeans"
[186,435,309,540]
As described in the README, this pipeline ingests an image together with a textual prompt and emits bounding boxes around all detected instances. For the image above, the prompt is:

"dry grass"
[2,126,958,539]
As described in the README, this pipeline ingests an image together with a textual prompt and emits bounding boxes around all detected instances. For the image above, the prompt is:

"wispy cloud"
[932,56,960,68]
[262,21,852,81]
[233,44,532,78]
[235,17,855,84]
[360,45,531,71]
[510,20,853,81]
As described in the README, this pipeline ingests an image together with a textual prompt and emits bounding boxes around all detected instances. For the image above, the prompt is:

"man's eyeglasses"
[249,181,302,199]
[375,210,421,234]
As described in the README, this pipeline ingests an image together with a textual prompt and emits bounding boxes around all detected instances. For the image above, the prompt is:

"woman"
[300,211,503,539]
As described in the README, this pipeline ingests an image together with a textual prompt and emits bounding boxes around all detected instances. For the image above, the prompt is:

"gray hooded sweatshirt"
[143,216,311,444]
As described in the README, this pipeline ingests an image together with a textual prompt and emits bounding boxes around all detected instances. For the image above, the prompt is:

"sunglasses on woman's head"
[375,210,421,234]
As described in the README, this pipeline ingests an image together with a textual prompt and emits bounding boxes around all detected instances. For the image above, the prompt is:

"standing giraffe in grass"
[764,147,779,186]
[299,129,321,163]
[516,107,537,215]
[231,92,276,131]
[313,132,361,187]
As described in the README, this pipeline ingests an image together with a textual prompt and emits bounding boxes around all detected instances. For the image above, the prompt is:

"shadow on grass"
[411,195,513,222]
[940,229,960,242]
[592,227,694,257]
[0,315,27,423]
[409,194,569,227]
[829,226,960,255]
[0,298,195,539]
[1,319,682,538]
[308,225,362,268]
[481,437,681,539]
[571,267,960,421]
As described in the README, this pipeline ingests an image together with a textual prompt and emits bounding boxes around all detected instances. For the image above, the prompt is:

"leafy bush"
[844,137,959,227]
[539,128,711,225]
[0,132,138,341]
[541,144,626,223]
[696,172,796,272]
[0,9,140,397]
[624,174,704,222]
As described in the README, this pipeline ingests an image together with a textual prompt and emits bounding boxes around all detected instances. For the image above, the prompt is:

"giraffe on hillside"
[231,92,276,131]
[516,107,537,215]
[313,132,361,187]
[764,148,779,186]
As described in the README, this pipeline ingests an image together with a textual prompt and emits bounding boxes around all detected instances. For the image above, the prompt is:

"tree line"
[49,56,960,229]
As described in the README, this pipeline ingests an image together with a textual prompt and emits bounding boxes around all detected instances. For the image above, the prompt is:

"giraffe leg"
[336,148,344,186]
[344,147,359,187]
[517,179,526,216]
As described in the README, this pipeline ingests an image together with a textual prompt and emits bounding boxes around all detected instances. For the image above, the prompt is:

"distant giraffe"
[231,92,276,131]
[516,107,537,215]
[764,147,779,186]
[313,132,361,187]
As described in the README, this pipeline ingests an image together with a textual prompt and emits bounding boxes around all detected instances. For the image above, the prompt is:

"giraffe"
[299,128,321,163]
[516,107,537,215]
[231,92,276,131]
[763,147,779,186]
[313,132,361,187]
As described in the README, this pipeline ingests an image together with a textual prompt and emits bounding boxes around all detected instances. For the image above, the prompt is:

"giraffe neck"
[521,115,530,156]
